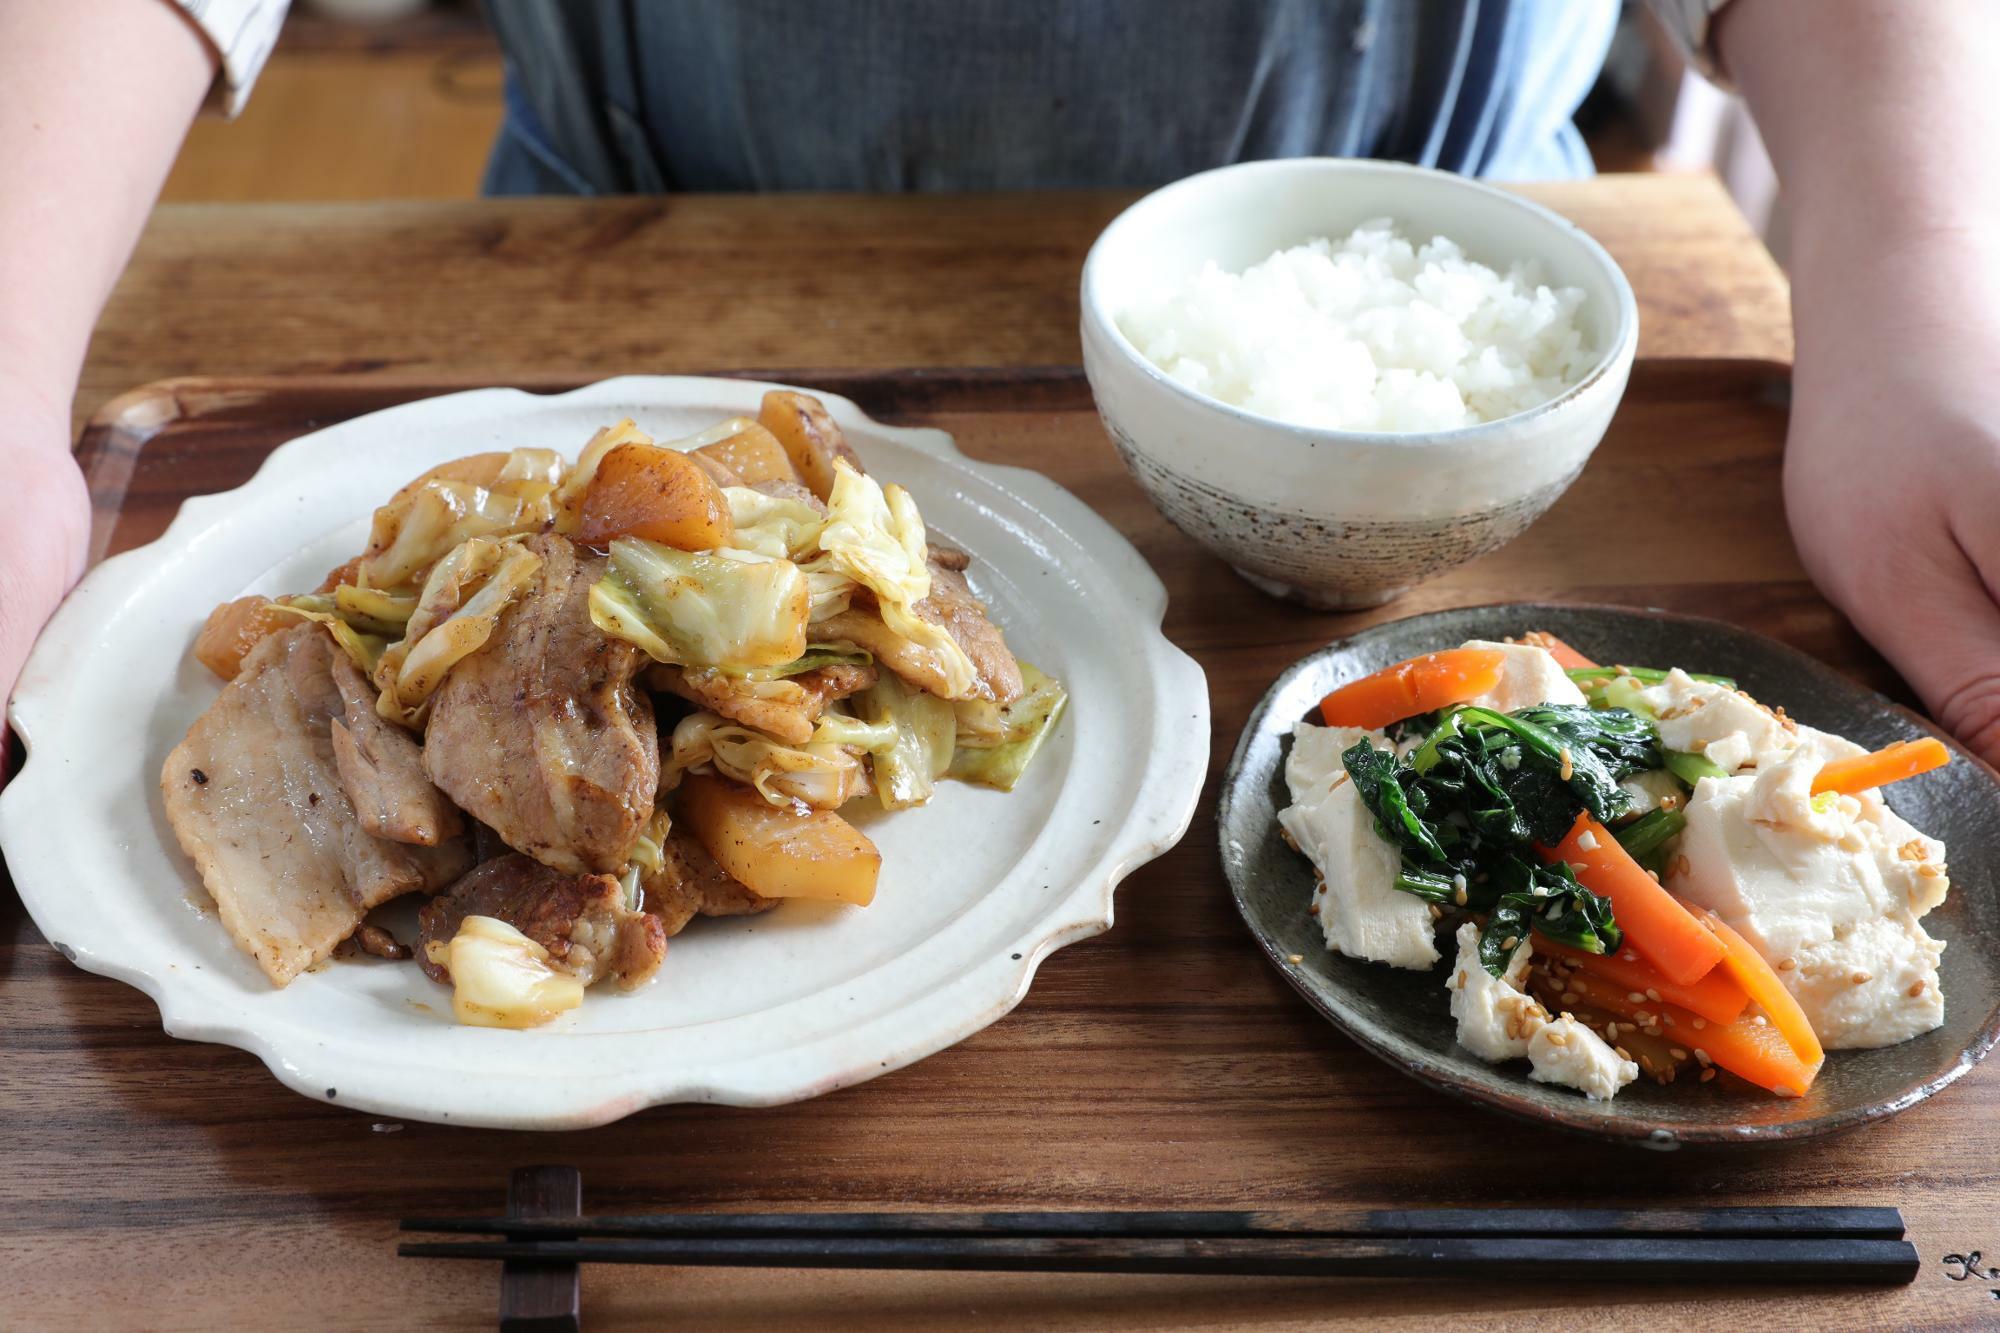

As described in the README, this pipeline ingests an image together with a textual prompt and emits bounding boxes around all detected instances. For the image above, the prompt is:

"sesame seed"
[1908,980,1927,998]
[1627,992,1646,1004]
[1669,1047,1688,1061]
[1645,988,1662,1003]
[1700,1069,1716,1082]
[1692,1017,1706,1030]
[1851,971,1870,986]
[1777,958,1795,972]
[1502,936,1519,950]
[1694,1048,1712,1066]
[1559,748,1574,781]
[1753,1015,1768,1027]
[1287,954,1303,965]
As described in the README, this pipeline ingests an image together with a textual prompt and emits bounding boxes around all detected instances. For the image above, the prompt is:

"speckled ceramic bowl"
[1219,603,2000,1147]
[1081,159,1639,610]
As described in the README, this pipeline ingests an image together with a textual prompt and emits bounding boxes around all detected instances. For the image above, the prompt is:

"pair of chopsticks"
[401,1188,1918,1287]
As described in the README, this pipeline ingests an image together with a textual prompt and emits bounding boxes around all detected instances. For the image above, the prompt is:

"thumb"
[1848,537,2000,767]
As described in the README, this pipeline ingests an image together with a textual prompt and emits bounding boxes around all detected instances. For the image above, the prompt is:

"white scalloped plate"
[1,376,1207,1129]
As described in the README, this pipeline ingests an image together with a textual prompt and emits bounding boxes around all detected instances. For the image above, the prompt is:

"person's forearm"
[1720,0,2000,380]
[0,0,215,435]
[1719,0,2000,756]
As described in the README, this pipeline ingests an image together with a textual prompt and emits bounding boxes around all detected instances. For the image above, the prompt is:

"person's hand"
[1784,309,2000,766]
[0,398,90,788]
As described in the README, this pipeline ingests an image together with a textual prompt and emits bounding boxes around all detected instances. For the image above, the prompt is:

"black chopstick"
[397,1233,1919,1285]
[401,1205,1906,1242]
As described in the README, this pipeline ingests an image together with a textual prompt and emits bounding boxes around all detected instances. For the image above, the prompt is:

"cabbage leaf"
[268,599,387,677]
[371,537,544,725]
[669,711,867,809]
[361,448,563,589]
[332,584,416,637]
[805,461,976,698]
[946,662,1068,791]
[590,537,810,670]
[848,671,958,810]
[724,486,825,560]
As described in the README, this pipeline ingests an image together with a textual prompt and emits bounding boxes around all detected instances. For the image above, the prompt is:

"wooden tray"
[14,360,1993,1328]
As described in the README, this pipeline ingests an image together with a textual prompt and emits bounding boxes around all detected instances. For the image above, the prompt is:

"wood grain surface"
[7,353,1996,1330]
[76,176,1790,436]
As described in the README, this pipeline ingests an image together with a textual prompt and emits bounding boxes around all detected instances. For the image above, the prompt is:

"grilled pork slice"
[327,652,463,846]
[423,533,659,875]
[417,853,666,990]
[642,827,776,936]
[650,662,876,747]
[161,625,472,987]
[915,559,1023,703]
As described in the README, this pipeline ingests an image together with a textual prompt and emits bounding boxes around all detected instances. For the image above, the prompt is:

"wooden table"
[14,176,1996,1330]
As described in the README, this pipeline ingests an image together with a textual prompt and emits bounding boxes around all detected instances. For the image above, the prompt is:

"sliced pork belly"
[161,625,472,986]
[327,652,462,846]
[913,558,1023,704]
[650,661,876,747]
[641,827,776,936]
[423,533,659,875]
[416,853,666,990]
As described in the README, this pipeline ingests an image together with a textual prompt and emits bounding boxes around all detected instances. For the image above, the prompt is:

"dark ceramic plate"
[1219,602,2000,1147]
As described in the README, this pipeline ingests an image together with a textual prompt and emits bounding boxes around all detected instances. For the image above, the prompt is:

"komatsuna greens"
[1342,703,1666,974]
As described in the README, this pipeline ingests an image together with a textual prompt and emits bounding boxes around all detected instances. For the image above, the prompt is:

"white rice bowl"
[1116,219,1597,433]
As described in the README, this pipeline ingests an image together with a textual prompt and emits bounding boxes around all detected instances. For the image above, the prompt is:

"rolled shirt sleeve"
[171,0,291,115]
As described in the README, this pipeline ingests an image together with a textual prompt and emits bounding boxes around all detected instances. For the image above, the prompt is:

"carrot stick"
[1811,738,1949,796]
[1562,970,1819,1097]
[1524,632,1598,671]
[1544,813,1725,987]
[1318,648,1506,730]
[1534,933,1749,1027]
[1692,910,1825,1071]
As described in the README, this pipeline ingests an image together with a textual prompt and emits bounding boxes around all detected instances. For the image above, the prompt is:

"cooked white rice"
[1116,219,1596,432]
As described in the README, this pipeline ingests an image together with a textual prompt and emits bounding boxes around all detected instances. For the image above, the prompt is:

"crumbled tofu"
[1637,669,1792,772]
[1528,1015,1640,1100]
[1280,722,1441,970]
[1669,748,1949,1050]
[1785,914,1945,1048]
[1459,640,1586,713]
[1444,922,1543,1061]
[1619,768,1685,816]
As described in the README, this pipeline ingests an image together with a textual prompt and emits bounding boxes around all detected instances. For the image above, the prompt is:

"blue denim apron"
[481,0,1614,194]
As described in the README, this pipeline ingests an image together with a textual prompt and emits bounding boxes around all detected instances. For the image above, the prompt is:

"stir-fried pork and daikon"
[163,392,1067,1027]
